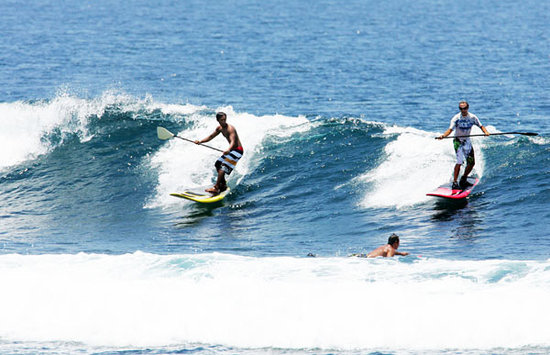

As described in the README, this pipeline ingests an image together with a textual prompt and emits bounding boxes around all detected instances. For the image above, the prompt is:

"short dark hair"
[459,101,469,108]
[388,233,400,245]
[216,112,227,121]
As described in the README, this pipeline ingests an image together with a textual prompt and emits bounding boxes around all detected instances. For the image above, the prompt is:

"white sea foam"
[0,91,205,170]
[358,124,490,209]
[146,106,310,208]
[0,252,548,351]
[0,95,92,169]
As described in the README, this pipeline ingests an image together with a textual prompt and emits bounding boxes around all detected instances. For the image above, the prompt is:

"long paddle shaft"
[438,131,538,139]
[157,126,224,153]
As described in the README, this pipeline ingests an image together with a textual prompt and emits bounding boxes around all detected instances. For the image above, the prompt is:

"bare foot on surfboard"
[205,187,220,195]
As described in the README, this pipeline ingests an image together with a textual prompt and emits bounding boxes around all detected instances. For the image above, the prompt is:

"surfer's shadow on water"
[429,193,484,240]
[430,200,469,220]
[171,188,249,229]
[172,202,225,227]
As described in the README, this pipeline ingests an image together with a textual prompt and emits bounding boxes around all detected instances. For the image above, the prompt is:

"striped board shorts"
[215,147,244,175]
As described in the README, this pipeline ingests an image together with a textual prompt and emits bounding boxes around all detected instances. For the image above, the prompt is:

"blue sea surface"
[1,0,549,354]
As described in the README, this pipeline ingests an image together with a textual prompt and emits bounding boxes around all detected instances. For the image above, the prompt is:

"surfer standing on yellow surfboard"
[437,101,490,190]
[195,112,244,195]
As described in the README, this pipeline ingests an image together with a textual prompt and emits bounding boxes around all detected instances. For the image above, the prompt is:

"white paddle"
[157,127,224,153]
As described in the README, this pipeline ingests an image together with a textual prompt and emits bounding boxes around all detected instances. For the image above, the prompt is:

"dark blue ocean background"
[1,0,549,354]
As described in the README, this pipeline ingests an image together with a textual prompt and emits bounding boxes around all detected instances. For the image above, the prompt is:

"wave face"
[0,92,548,260]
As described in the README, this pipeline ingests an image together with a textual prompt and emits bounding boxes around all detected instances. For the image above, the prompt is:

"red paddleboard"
[426,177,479,199]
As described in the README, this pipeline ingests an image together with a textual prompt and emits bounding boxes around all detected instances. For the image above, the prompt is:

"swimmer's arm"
[349,253,369,258]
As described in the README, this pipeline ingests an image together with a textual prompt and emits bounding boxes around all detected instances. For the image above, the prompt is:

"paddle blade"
[157,127,174,140]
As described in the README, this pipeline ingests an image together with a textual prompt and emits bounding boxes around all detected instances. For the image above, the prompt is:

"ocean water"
[1,0,549,354]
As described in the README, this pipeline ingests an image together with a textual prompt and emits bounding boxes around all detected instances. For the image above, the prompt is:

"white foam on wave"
[0,94,93,169]
[0,91,206,170]
[0,252,548,351]
[358,124,489,209]
[146,106,310,208]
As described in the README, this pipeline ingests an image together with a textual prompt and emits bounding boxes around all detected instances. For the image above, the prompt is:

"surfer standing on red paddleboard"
[195,112,244,195]
[436,101,490,190]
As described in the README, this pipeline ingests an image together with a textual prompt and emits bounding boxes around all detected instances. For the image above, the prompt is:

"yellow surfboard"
[170,186,230,203]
